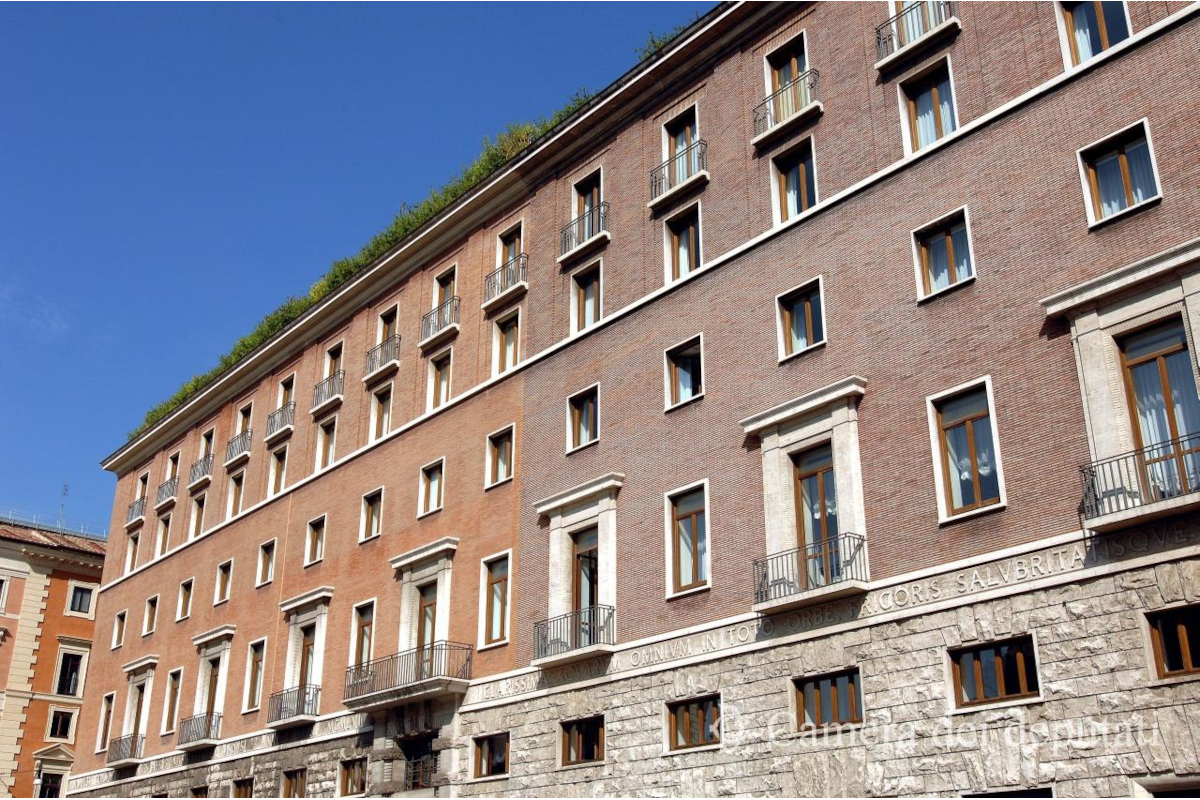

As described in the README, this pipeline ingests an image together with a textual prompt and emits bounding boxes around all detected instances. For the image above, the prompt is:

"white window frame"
[426,346,454,411]
[160,667,184,734]
[495,219,525,268]
[189,493,206,540]
[199,427,216,460]
[663,334,706,412]
[925,375,1008,525]
[360,487,385,543]
[432,264,458,309]
[1074,118,1163,228]
[305,515,326,566]
[1053,0,1132,70]
[268,444,288,497]
[64,580,98,619]
[347,598,378,667]
[769,135,820,227]
[476,549,513,651]
[369,382,394,443]
[418,458,446,518]
[142,595,159,636]
[155,513,171,558]
[565,383,601,455]
[663,478,712,599]
[897,57,960,157]
[775,275,828,364]
[377,302,400,344]
[234,401,254,435]
[177,578,194,621]
[45,705,77,744]
[484,424,516,490]
[193,639,232,721]
[911,205,977,302]
[165,450,181,481]
[242,636,268,713]
[660,102,701,162]
[214,560,233,606]
[226,470,246,519]
[94,692,115,753]
[491,307,522,378]
[662,201,704,285]
[111,611,127,650]
[257,538,277,586]
[315,413,339,470]
[324,340,345,379]
[569,259,604,334]
[276,371,297,406]
[52,644,89,698]
[124,530,139,574]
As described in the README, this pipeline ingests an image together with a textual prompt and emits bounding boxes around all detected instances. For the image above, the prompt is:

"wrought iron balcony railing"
[107,733,144,764]
[534,605,616,660]
[266,402,295,438]
[189,454,213,486]
[126,497,146,525]
[178,712,222,746]
[753,533,868,605]
[484,255,528,304]
[344,641,473,702]
[366,334,402,375]
[404,755,438,792]
[650,140,707,200]
[421,297,461,342]
[267,684,320,724]
[560,203,609,256]
[312,371,345,410]
[876,0,954,61]
[753,69,819,137]
[155,477,178,507]
[1081,433,1200,520]
[224,429,252,464]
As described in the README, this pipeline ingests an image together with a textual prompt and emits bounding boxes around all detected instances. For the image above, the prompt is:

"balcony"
[106,733,144,767]
[751,69,822,147]
[558,203,610,264]
[532,605,616,668]
[875,0,959,71]
[223,429,252,469]
[154,477,178,510]
[177,712,221,752]
[752,533,869,615]
[267,684,320,729]
[419,297,461,349]
[125,497,146,528]
[482,255,528,313]
[343,641,473,711]
[404,755,438,793]
[188,454,214,491]
[1081,434,1200,531]
[364,334,402,383]
[265,401,295,445]
[311,371,345,416]
[649,140,708,210]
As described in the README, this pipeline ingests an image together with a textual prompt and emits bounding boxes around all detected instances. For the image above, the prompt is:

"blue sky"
[0,2,709,532]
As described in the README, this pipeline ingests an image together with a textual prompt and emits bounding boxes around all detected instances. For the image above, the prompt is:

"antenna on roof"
[59,484,68,527]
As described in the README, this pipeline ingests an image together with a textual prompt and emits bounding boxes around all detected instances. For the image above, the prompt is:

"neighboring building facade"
[0,515,105,798]
[70,1,1200,797]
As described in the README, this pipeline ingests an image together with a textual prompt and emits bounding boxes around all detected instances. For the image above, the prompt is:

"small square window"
[951,635,1040,708]
[361,490,383,541]
[1062,1,1129,66]
[1148,604,1200,678]
[572,264,602,333]
[474,732,510,778]
[69,585,93,615]
[488,429,514,487]
[774,141,816,223]
[48,709,74,741]
[902,62,957,152]
[215,561,232,605]
[777,280,825,360]
[915,210,974,298]
[420,462,444,516]
[562,716,604,766]
[568,387,599,451]
[666,337,704,409]
[667,695,720,750]
[306,517,326,565]
[341,757,367,796]
[666,207,701,282]
[1079,123,1160,224]
[257,541,275,585]
[795,668,863,729]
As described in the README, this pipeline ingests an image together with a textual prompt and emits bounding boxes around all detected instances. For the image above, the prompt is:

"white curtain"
[677,363,696,401]
[678,518,695,585]
[1071,1,1102,62]
[927,234,951,292]
[1125,139,1158,204]
[489,581,504,638]
[951,223,973,279]
[937,74,956,137]
[901,0,934,44]
[789,306,809,351]
[945,423,975,509]
[784,167,800,219]
[915,89,938,149]
[676,227,694,277]
[1094,151,1128,217]
[582,282,597,326]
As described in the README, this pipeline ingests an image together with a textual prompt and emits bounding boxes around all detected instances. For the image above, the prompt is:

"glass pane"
[809,289,824,342]
[979,646,999,699]
[1069,1,1103,61]
[1129,360,1173,448]
[490,583,504,638]
[677,517,695,585]
[1124,139,1158,204]
[971,416,1000,503]
[800,473,819,547]
[1100,1,1130,46]
[945,422,976,510]
[951,222,973,280]
[1123,322,1186,360]
[818,677,833,723]
[796,444,833,473]
[914,84,937,148]
[788,295,810,352]
[802,682,816,726]
[835,673,851,722]
[695,512,708,581]
[959,651,978,703]
[936,74,956,136]
[674,488,704,516]
[925,232,951,292]
[940,388,988,425]
[1094,150,1128,217]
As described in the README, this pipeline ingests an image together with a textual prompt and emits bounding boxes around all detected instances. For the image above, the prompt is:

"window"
[495,313,520,375]
[112,612,126,648]
[283,769,307,798]
[136,473,149,500]
[97,693,115,751]
[279,374,295,406]
[190,788,209,799]
[54,651,84,697]
[916,209,974,297]
[1148,605,1200,678]
[269,447,287,496]
[568,387,599,451]
[933,383,1003,516]
[155,514,171,557]
[572,264,601,332]
[124,531,139,574]
[774,141,816,222]
[903,62,956,152]
[435,268,457,307]
[143,596,158,635]
[484,555,509,645]
[951,635,1040,708]
[38,772,64,798]
[473,733,509,778]
[777,280,825,359]
[669,486,708,594]
[245,639,265,710]
[177,580,193,620]
[325,343,343,378]
[430,352,452,409]
[420,462,444,516]
[573,172,603,243]
[379,306,398,342]
[666,207,701,281]
[360,491,382,541]
[232,779,253,799]
[1080,123,1160,223]
[487,428,513,487]
[766,37,809,124]
[257,541,276,585]
[371,385,391,442]
[1062,1,1129,65]
[236,403,252,434]
[69,584,93,615]
[190,494,206,539]
[306,517,326,565]
[341,758,367,796]
[47,708,74,741]
[666,337,704,408]
[200,428,215,459]
[500,225,523,266]
[665,107,700,187]
[227,472,245,518]
[215,560,232,604]
[667,695,720,750]
[352,603,373,667]
[795,669,863,729]
[162,669,182,733]
[317,418,337,469]
[562,716,604,766]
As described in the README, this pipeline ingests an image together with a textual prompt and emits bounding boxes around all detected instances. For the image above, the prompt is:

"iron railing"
[312,371,345,409]
[404,755,438,791]
[189,455,213,486]
[366,334,402,375]
[650,140,708,200]
[560,203,610,256]
[753,69,819,137]
[266,402,295,438]
[344,641,473,701]
[534,605,616,660]
[753,533,868,605]
[155,477,178,507]
[1081,433,1200,520]
[876,0,954,61]
[107,733,144,764]
[267,684,320,724]
[178,712,222,746]
[224,430,252,464]
[125,497,146,525]
[484,255,528,304]
[421,297,461,341]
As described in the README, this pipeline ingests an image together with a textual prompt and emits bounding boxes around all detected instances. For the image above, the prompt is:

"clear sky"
[0,2,710,533]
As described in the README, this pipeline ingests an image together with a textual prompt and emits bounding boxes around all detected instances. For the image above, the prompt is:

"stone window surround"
[160,667,183,735]
[63,579,98,620]
[1138,599,1200,689]
[94,692,115,753]
[111,610,127,650]
[662,478,712,600]
[390,537,458,652]
[476,549,513,652]
[177,578,194,621]
[347,597,378,667]
[279,587,333,691]
[120,656,157,738]
[774,275,828,364]
[241,636,267,713]
[660,692,723,756]
[925,375,1008,526]
[142,595,159,636]
[44,705,77,744]
[54,641,91,700]
[910,204,977,303]
[941,630,1045,716]
[1052,0,1133,72]
[1074,118,1164,229]
[784,666,866,736]
[191,625,236,718]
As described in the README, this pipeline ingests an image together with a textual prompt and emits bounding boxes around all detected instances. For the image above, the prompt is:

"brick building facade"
[69,2,1200,796]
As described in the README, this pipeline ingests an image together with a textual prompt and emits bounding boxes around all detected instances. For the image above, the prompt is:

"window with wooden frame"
[257,540,275,585]
[245,640,265,710]
[1062,1,1129,66]
[916,210,974,297]
[227,471,245,518]
[667,695,721,750]
[136,472,149,500]
[778,280,825,359]
[379,306,398,342]
[774,141,816,223]
[317,418,337,469]
[496,313,520,374]
[54,650,84,696]
[667,207,701,281]
[951,635,1040,708]
[474,732,509,778]
[236,403,252,434]
[278,374,294,407]
[795,668,863,729]
[902,62,956,152]
[572,264,601,332]
[232,779,253,799]
[306,516,326,564]
[1148,605,1200,679]
[420,461,444,515]
[935,385,1001,515]
[156,514,171,557]
[361,490,382,541]
[568,387,599,451]
[669,486,708,594]
[189,494,205,539]
[562,716,604,766]
[269,446,287,496]
[112,611,126,648]
[499,225,523,267]
[282,768,307,798]
[352,603,373,667]
[163,669,182,733]
[488,428,513,487]
[47,708,75,741]
[666,337,704,408]
[1080,123,1159,222]
[431,352,452,409]
[97,693,114,750]
[215,560,232,604]
[341,758,367,796]
[435,267,456,308]
[143,596,158,635]
[766,37,809,124]
[125,530,139,574]
[325,343,343,379]
[371,385,391,442]
[573,172,603,242]
[177,579,193,620]
[665,107,700,187]
[200,428,215,459]
[484,555,509,645]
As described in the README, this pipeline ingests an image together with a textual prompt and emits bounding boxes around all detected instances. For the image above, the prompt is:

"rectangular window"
[190,495,206,539]
[236,403,252,434]
[1148,605,1200,678]
[666,337,704,408]
[178,580,193,621]
[767,37,809,124]
[903,63,956,152]
[572,172,603,245]
[916,210,974,297]
[934,384,1002,515]
[436,268,457,306]
[500,225,523,266]
[667,695,720,750]
[496,313,520,374]
[361,491,382,541]
[562,716,604,766]
[667,207,701,281]
[669,486,708,593]
[573,264,601,332]
[778,280,825,359]
[269,447,287,496]
[136,473,149,500]
[97,693,114,750]
[143,596,158,635]
[156,514,171,558]
[227,472,245,518]
[245,640,265,710]
[485,556,509,645]
[282,770,307,799]
[474,733,510,778]
[112,612,126,648]
[420,462,444,515]
[215,561,232,604]
[665,107,700,187]
[232,779,253,799]
[1063,1,1129,65]
[775,142,816,222]
[69,585,93,615]
[488,428,513,487]
[325,344,343,378]
[379,307,398,342]
[371,386,391,442]
[163,669,182,733]
[795,669,863,729]
[951,635,1040,707]
[125,531,139,574]
[200,429,215,459]
[1080,123,1160,223]
[431,353,452,409]
[341,758,367,796]
[191,787,209,799]
[317,418,337,469]
[48,708,74,741]
[278,375,294,406]
[258,541,275,585]
[353,603,373,667]
[306,517,326,565]
[569,387,599,451]
[55,651,83,697]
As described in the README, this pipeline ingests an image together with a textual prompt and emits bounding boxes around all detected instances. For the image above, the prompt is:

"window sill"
[665,393,704,414]
[917,275,975,304]
[213,598,229,608]
[255,580,272,589]
[751,101,824,150]
[950,693,1042,716]
[1148,670,1200,689]
[790,721,864,739]
[481,282,529,314]
[667,583,710,601]
[466,774,510,785]
[938,501,1006,527]
[566,439,599,456]
[485,476,514,492]
[557,759,607,772]
[664,742,722,757]
[557,232,611,266]
[358,534,380,545]
[777,339,826,366]
[477,639,509,653]
[175,615,189,623]
[142,630,155,638]
[303,558,323,568]
[1087,195,1162,231]
[417,507,443,521]
[241,706,260,715]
